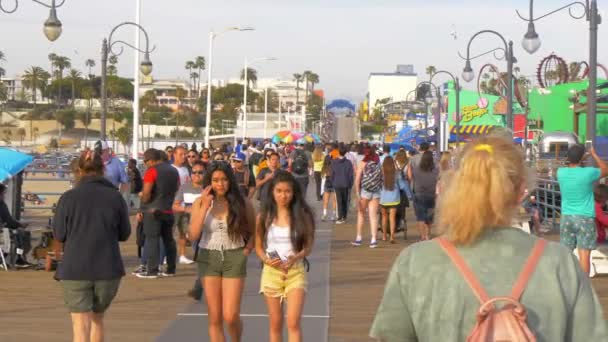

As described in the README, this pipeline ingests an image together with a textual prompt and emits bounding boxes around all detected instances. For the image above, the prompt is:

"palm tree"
[85,59,96,79]
[108,55,118,76]
[22,66,50,106]
[240,67,257,89]
[48,53,57,78]
[190,72,199,97]
[0,51,5,62]
[425,65,437,79]
[308,72,320,93]
[66,69,82,106]
[185,61,195,93]
[53,56,71,106]
[17,128,26,146]
[293,73,303,106]
[194,56,205,95]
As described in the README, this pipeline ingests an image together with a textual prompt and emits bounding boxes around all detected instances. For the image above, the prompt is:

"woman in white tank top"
[255,170,315,342]
[189,162,255,342]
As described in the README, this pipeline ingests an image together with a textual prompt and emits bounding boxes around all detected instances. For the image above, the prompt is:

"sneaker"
[135,272,159,279]
[131,265,147,275]
[321,214,328,222]
[15,259,32,268]
[336,219,345,225]
[370,241,378,249]
[179,256,194,265]
[160,272,176,278]
[351,239,362,247]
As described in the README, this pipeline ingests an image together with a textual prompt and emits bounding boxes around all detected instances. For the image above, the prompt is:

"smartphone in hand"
[267,250,280,260]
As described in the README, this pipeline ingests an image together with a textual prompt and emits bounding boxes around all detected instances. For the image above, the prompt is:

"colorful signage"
[462,104,489,122]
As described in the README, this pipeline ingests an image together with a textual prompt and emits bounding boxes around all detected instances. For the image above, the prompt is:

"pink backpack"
[436,237,547,342]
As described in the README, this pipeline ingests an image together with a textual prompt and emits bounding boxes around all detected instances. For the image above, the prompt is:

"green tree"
[0,83,7,102]
[55,109,76,130]
[66,69,82,106]
[85,59,96,79]
[240,67,257,89]
[116,126,131,154]
[22,66,51,106]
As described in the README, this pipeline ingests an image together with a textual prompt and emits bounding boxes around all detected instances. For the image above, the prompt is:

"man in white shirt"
[171,146,193,264]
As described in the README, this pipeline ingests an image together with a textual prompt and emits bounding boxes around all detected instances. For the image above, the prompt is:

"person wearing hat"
[231,153,252,198]
[95,140,128,192]
[557,145,608,275]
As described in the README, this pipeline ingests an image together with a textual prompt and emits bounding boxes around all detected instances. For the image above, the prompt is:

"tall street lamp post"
[100,22,154,150]
[407,81,441,142]
[242,57,277,140]
[204,27,254,149]
[517,0,601,146]
[431,70,460,143]
[461,30,516,136]
[1,0,65,41]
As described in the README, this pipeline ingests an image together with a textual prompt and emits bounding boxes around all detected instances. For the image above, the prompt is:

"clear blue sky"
[0,0,604,102]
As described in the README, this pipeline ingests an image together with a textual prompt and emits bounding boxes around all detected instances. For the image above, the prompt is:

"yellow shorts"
[259,262,307,299]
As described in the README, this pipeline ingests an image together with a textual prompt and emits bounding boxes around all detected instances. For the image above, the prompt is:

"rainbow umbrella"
[271,130,304,144]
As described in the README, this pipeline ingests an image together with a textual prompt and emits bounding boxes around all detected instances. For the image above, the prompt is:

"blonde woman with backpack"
[370,136,607,341]
[352,149,382,248]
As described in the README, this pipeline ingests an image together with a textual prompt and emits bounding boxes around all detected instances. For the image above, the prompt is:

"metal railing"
[533,178,561,232]
[22,169,73,211]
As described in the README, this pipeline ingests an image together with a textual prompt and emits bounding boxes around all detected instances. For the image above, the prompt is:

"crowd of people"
[40,133,608,341]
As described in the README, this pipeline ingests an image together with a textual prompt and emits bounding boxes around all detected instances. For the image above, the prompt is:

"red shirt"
[596,202,608,243]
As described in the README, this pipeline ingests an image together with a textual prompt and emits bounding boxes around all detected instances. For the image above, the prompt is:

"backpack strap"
[510,239,547,300]
[436,237,490,304]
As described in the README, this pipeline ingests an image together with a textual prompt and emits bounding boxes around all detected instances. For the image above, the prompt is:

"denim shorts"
[260,262,307,299]
[360,189,381,200]
[560,215,597,250]
[414,193,435,224]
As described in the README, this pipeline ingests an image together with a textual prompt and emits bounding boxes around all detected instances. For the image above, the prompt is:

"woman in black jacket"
[53,150,131,342]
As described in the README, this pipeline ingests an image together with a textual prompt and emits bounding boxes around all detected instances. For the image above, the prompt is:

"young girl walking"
[255,171,316,342]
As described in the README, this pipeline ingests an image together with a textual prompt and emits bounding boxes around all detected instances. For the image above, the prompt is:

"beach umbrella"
[0,148,34,182]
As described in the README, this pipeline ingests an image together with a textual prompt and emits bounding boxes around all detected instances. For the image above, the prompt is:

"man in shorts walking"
[557,145,608,275]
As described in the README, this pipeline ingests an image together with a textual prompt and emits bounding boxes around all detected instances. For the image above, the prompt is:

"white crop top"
[266,223,294,261]
[198,214,245,251]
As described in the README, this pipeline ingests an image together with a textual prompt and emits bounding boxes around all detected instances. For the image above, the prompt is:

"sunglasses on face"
[188,155,197,158]
[232,159,242,163]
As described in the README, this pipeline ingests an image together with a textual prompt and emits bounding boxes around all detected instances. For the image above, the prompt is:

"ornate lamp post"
[100,22,154,145]
[0,0,65,41]
[461,30,516,136]
[517,0,601,146]
[431,70,460,143]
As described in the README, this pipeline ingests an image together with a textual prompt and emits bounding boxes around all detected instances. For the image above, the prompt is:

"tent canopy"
[0,148,33,182]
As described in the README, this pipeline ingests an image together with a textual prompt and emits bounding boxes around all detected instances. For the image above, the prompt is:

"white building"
[227,77,313,111]
[368,65,418,116]
[1,75,51,104]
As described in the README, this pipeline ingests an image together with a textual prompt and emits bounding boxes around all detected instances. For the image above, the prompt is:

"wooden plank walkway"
[328,215,608,341]
[2,193,608,341]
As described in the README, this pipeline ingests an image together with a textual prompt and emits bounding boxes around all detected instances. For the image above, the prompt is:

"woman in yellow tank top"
[312,146,325,201]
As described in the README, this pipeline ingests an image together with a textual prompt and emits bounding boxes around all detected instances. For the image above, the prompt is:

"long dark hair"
[382,156,396,191]
[259,171,315,253]
[203,161,250,242]
[420,151,435,172]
